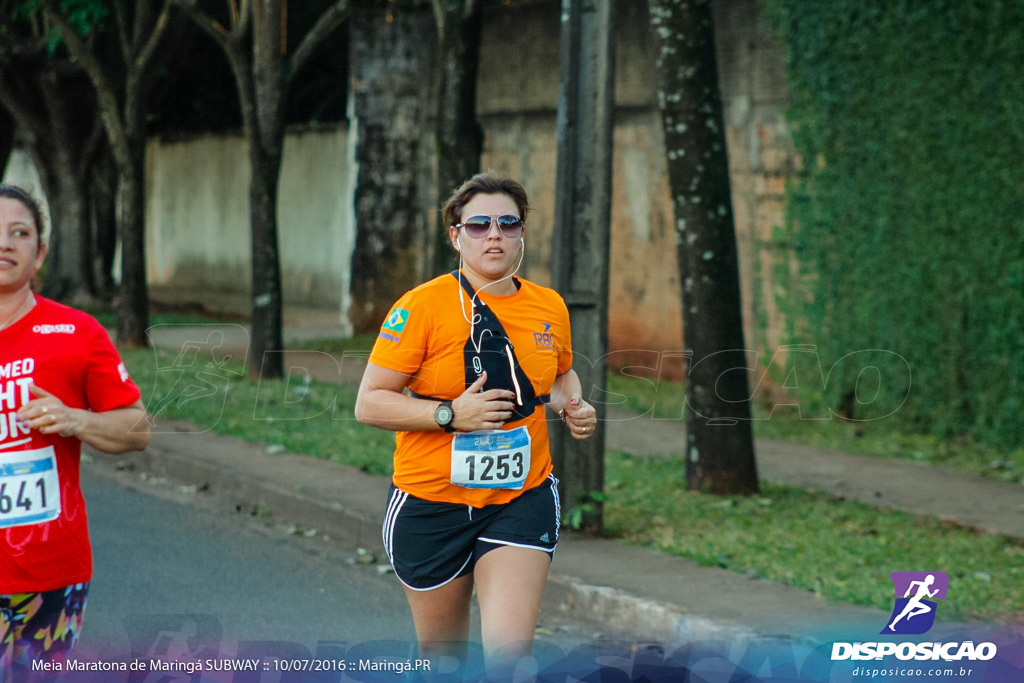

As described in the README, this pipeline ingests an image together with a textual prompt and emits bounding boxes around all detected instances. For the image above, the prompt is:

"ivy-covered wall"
[762,0,1024,447]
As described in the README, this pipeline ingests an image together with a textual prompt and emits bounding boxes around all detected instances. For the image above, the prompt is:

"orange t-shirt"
[368,273,573,507]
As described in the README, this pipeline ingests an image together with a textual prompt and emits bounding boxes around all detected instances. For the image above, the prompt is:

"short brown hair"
[441,171,530,228]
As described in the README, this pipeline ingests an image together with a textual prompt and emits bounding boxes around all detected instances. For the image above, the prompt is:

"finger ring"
[41,406,48,414]
[51,414,57,424]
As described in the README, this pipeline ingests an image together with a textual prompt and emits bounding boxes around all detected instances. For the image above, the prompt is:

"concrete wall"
[145,124,354,331]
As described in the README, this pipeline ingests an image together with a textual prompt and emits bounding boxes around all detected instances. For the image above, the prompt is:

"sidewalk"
[111,324,1024,649]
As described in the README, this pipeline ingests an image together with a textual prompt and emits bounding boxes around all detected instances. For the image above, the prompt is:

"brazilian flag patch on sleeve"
[382,308,409,334]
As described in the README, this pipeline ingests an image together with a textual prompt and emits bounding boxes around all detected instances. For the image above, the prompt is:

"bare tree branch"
[430,0,445,36]
[287,0,350,81]
[172,1,234,49]
[174,0,253,50]
[80,112,106,178]
[113,1,132,67]
[134,3,174,73]
[234,0,253,41]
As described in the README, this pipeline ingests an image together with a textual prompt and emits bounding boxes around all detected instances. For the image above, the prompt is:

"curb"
[541,574,763,646]
[108,430,385,554]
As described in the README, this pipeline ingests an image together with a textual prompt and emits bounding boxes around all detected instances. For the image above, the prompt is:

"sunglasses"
[453,214,524,238]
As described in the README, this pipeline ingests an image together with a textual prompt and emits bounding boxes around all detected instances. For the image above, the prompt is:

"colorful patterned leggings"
[1,583,89,676]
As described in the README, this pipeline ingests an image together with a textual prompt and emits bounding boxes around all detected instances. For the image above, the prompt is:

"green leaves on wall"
[762,0,1024,447]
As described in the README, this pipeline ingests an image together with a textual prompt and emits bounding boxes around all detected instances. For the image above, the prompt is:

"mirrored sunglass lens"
[496,215,523,232]
[461,217,488,236]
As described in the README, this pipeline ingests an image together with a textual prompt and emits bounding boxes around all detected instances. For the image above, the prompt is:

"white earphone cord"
[456,236,526,354]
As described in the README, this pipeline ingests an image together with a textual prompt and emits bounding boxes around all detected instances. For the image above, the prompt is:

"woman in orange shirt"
[356,171,596,677]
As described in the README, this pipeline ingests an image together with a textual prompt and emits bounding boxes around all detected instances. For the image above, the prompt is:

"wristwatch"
[434,401,456,433]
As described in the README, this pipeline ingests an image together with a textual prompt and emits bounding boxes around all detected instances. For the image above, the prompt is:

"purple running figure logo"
[882,571,949,635]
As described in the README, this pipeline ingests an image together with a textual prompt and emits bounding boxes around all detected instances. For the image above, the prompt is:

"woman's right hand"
[451,371,516,431]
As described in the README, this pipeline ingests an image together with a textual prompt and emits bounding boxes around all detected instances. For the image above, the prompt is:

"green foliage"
[605,450,1024,621]
[55,0,107,33]
[17,0,108,50]
[761,0,1024,449]
[564,490,606,531]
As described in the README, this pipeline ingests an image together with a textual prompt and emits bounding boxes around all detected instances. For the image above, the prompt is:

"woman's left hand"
[18,383,81,438]
[562,394,597,440]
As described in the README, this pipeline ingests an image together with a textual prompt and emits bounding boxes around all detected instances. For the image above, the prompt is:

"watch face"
[436,404,453,425]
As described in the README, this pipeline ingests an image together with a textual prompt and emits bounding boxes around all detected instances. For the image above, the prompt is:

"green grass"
[288,332,379,354]
[604,451,1023,622]
[120,342,1024,622]
[123,347,395,476]
[605,372,1024,486]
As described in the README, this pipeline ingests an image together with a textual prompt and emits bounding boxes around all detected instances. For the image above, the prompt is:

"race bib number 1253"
[450,426,531,489]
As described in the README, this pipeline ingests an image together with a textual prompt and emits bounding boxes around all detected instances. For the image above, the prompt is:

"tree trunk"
[0,107,12,174]
[115,132,150,348]
[550,0,616,533]
[246,93,286,380]
[431,0,483,276]
[248,147,285,379]
[91,145,118,297]
[240,0,289,380]
[650,0,758,494]
[348,2,434,333]
[36,157,91,301]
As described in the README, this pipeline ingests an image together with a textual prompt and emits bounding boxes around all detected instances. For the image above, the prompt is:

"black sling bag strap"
[409,272,549,427]
[453,270,550,424]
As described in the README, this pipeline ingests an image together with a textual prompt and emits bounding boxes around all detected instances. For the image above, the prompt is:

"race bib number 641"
[450,426,531,489]
[0,446,61,528]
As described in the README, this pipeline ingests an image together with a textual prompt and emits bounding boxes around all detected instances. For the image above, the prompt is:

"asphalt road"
[73,459,597,677]
[76,460,416,663]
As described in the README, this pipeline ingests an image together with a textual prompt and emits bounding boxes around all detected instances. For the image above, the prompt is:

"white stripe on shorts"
[382,488,408,562]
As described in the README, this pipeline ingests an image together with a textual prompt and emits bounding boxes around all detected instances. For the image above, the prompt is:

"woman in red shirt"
[0,184,150,674]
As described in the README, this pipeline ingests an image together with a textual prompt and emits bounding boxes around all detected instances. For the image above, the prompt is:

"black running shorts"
[382,475,560,591]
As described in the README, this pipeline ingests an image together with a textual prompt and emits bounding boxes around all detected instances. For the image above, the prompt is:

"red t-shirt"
[368,274,573,507]
[1,297,142,593]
